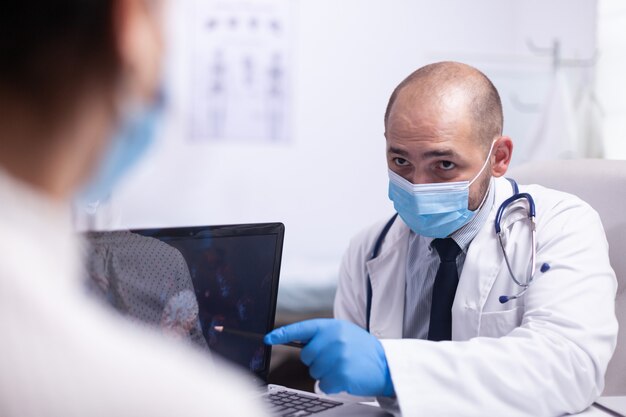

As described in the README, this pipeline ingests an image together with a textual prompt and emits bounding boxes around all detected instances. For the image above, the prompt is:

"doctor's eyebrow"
[422,149,458,159]
[387,147,410,156]
[387,147,459,159]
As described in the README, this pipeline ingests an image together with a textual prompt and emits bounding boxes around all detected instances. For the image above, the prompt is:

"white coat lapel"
[452,177,515,340]
[365,220,410,339]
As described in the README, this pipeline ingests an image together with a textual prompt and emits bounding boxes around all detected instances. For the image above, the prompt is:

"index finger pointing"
[264,319,327,345]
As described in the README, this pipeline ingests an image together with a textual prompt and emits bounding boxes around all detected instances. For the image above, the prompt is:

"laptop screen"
[84,223,284,381]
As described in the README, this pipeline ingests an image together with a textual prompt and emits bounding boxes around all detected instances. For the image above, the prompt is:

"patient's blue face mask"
[388,141,495,238]
[78,93,165,203]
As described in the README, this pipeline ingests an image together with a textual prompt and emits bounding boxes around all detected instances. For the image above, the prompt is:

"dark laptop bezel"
[128,222,285,382]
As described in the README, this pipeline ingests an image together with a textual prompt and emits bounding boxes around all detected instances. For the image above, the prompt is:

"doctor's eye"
[393,157,410,167]
[438,160,456,171]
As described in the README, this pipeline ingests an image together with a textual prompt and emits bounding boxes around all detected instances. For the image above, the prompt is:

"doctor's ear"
[490,136,513,178]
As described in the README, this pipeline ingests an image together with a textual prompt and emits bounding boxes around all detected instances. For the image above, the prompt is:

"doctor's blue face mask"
[388,141,495,238]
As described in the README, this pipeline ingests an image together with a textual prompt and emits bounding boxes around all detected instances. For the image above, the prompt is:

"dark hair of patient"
[0,1,119,119]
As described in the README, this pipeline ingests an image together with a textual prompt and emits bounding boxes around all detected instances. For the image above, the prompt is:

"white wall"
[597,0,626,158]
[108,0,597,305]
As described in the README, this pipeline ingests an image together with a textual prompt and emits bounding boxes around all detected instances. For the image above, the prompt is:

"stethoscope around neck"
[496,179,550,303]
[365,178,550,331]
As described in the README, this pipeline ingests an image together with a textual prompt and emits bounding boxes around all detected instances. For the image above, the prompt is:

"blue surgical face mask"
[388,141,495,238]
[78,93,165,203]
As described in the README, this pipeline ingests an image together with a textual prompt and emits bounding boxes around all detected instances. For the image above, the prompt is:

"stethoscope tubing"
[366,179,549,330]
[496,181,549,303]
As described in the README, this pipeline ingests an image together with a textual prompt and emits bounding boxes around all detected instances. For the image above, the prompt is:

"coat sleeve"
[381,198,618,417]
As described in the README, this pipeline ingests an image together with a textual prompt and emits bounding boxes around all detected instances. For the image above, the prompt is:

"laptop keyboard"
[266,390,342,416]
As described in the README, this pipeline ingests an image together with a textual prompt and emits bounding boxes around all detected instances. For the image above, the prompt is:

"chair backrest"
[509,159,626,395]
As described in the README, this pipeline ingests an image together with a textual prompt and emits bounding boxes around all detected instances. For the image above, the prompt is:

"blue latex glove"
[264,318,395,397]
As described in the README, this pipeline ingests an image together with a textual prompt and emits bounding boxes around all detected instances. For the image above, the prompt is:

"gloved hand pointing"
[264,318,395,397]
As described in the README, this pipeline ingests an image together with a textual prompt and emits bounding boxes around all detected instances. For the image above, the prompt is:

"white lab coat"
[0,169,269,417]
[335,176,618,416]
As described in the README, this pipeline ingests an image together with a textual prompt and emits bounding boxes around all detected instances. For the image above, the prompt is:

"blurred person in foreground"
[0,1,269,416]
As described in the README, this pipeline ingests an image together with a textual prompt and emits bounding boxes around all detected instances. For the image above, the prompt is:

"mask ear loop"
[468,139,497,188]
[466,139,497,212]
[473,176,493,211]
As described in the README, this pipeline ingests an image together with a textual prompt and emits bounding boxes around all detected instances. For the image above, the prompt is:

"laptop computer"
[84,223,391,417]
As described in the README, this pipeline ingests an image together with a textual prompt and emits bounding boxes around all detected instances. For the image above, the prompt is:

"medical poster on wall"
[186,0,292,144]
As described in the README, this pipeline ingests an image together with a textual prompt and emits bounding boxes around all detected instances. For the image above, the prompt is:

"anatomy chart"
[186,0,292,143]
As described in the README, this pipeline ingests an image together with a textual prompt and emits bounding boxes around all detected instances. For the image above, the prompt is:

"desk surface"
[587,397,626,416]
[362,397,626,416]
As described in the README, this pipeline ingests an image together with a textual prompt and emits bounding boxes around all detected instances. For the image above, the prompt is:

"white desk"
[586,397,626,416]
[360,397,626,416]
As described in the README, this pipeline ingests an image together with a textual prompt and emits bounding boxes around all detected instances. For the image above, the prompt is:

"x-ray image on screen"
[84,224,283,378]
[157,233,277,372]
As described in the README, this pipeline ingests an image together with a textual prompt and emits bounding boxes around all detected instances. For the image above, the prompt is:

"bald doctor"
[266,62,618,416]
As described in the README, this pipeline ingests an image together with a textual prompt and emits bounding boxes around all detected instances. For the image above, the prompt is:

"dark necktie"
[428,238,462,341]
